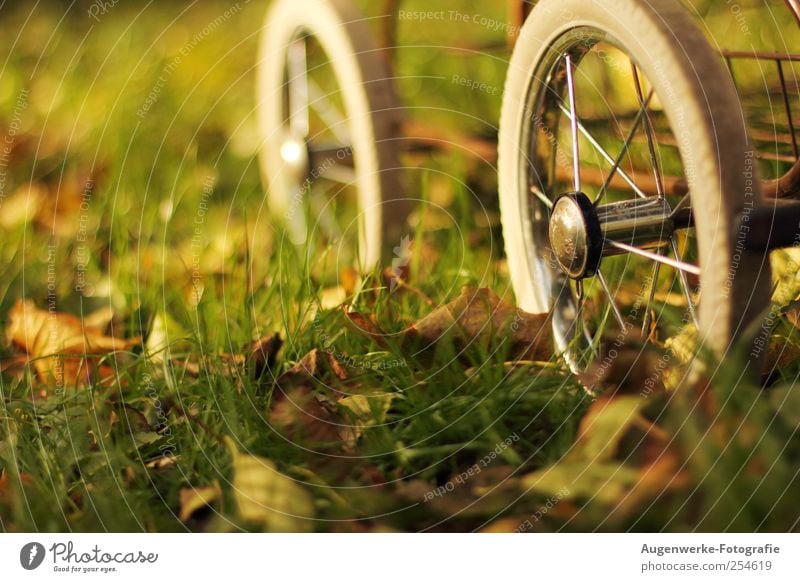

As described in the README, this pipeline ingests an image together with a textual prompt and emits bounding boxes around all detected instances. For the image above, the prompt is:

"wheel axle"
[549,192,677,279]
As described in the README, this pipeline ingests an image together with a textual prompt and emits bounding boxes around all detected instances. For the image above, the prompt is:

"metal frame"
[719,0,800,199]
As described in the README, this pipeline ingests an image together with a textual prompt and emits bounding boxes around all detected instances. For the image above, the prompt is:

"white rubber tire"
[256,0,404,269]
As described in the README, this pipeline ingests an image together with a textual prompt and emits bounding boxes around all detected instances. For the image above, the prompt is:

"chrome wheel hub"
[280,134,310,180]
[549,193,602,279]
[548,192,679,280]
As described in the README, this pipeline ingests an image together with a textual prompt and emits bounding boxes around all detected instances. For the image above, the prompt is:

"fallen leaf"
[343,310,390,349]
[0,354,29,378]
[277,348,348,389]
[0,471,33,509]
[269,386,343,446]
[173,353,246,380]
[522,461,641,506]
[5,299,139,387]
[179,483,222,523]
[319,286,347,310]
[248,333,283,379]
[345,287,552,363]
[106,403,152,437]
[225,437,315,531]
[581,329,666,395]
[145,455,179,470]
[406,287,551,361]
[770,247,800,306]
[340,266,360,297]
[338,393,394,447]
[568,395,648,463]
[519,391,679,510]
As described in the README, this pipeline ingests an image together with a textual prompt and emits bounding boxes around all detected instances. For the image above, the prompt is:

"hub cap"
[548,193,602,279]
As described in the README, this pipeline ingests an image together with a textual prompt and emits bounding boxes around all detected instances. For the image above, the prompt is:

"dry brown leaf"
[249,333,283,379]
[145,455,179,470]
[340,266,360,297]
[6,299,139,387]
[173,353,246,380]
[405,287,551,361]
[581,332,666,395]
[338,393,394,448]
[277,348,348,389]
[0,471,33,510]
[269,386,344,446]
[178,484,222,523]
[381,267,434,305]
[343,310,390,349]
[344,287,551,362]
[763,304,800,375]
[0,354,29,378]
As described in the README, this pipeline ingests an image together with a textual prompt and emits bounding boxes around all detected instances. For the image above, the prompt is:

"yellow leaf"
[178,484,221,523]
[569,396,646,463]
[225,437,315,532]
[338,393,394,447]
[6,299,139,387]
[0,182,45,229]
[522,462,640,506]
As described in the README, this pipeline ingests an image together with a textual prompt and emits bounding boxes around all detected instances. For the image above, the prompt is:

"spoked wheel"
[499,0,772,374]
[257,0,405,281]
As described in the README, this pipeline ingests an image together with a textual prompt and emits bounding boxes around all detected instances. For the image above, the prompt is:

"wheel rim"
[518,27,702,373]
[278,28,362,284]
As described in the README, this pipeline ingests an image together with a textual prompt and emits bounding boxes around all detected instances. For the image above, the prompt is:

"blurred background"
[0,0,799,532]
[2,0,800,316]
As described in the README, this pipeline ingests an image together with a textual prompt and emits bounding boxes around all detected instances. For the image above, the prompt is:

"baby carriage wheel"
[498,0,772,373]
[257,0,404,277]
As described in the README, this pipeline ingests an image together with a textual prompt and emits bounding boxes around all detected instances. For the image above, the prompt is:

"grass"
[0,0,799,532]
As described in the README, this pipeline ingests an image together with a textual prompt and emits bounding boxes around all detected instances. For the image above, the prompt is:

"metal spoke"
[558,103,649,199]
[670,238,700,327]
[631,63,665,198]
[594,89,654,206]
[776,59,799,160]
[670,192,692,217]
[641,258,662,336]
[531,185,554,209]
[605,240,701,276]
[597,270,627,330]
[307,78,350,145]
[317,163,356,184]
[573,278,596,352]
[308,143,354,162]
[287,37,310,138]
[564,54,581,192]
